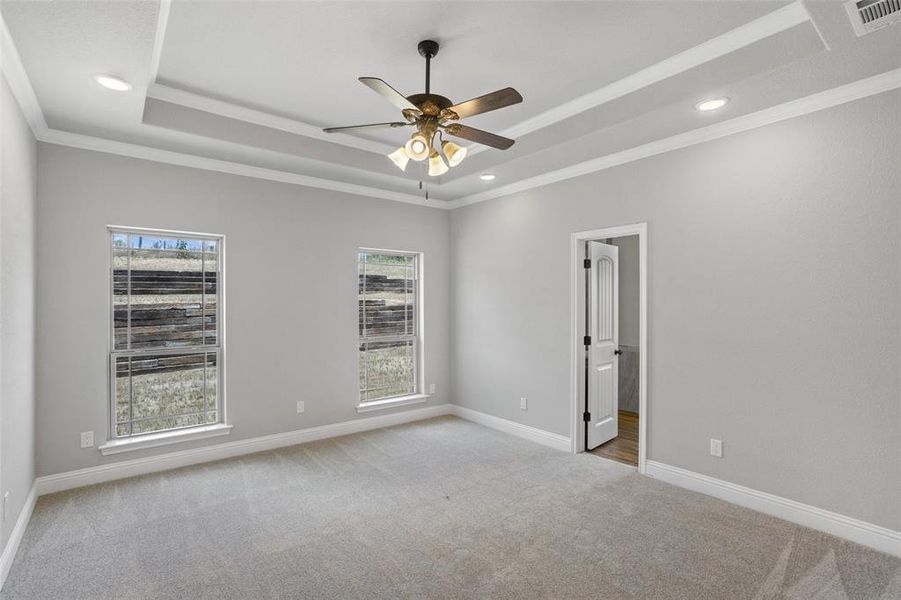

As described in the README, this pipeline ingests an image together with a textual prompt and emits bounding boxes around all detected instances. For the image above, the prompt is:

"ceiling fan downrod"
[418,40,439,95]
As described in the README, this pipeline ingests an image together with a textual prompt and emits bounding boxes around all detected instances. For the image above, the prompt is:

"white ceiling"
[157,1,781,142]
[2,0,900,205]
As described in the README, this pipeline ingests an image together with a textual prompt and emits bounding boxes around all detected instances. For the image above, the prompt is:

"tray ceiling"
[2,1,899,206]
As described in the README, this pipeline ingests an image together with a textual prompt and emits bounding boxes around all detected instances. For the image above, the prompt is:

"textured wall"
[450,91,901,530]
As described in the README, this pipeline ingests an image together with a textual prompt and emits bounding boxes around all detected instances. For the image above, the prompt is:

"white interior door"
[587,241,619,449]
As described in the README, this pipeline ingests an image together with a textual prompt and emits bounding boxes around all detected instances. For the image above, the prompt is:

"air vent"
[845,0,901,36]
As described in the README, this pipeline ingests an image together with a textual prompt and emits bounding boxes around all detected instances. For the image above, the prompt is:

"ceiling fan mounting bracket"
[417,40,439,59]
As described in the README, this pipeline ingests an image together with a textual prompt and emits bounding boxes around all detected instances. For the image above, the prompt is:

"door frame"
[570,223,648,473]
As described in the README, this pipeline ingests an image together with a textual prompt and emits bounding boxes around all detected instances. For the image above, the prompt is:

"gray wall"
[450,90,901,530]
[36,144,451,476]
[611,236,640,413]
[1,75,37,547]
[611,235,640,348]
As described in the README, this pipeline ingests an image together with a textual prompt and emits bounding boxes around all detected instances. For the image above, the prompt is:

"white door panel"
[587,241,618,449]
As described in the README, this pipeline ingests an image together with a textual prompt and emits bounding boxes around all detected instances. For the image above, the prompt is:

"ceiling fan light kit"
[428,151,450,177]
[441,140,467,167]
[388,146,411,171]
[324,39,523,177]
[405,132,431,161]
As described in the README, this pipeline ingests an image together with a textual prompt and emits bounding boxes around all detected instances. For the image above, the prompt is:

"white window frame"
[356,248,428,412]
[100,226,230,455]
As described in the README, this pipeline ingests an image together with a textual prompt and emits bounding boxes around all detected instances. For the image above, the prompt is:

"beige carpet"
[2,416,898,599]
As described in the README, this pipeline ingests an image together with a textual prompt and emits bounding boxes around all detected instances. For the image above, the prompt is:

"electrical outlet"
[80,431,94,449]
[710,438,723,458]
[520,397,528,411]
[429,383,436,395]
[296,401,305,414]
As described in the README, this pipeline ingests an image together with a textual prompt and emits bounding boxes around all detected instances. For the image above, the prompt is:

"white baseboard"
[35,404,452,496]
[645,460,901,557]
[450,405,571,452]
[0,484,37,590]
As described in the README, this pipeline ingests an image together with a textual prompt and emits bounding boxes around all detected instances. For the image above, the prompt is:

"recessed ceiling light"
[479,173,496,181]
[94,74,133,92]
[696,97,729,112]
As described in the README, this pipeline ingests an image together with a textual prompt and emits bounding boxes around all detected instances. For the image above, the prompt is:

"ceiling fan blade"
[444,87,523,120]
[323,122,410,133]
[358,77,421,113]
[444,124,515,150]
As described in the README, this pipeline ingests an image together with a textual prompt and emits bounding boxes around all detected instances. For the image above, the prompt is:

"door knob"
[614,349,623,355]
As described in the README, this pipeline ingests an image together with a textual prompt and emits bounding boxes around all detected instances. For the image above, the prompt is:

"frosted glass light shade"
[388,146,410,171]
[405,133,431,161]
[428,152,449,177]
[441,141,467,167]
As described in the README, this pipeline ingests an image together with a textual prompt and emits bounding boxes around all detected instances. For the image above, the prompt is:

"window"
[110,228,223,438]
[358,250,420,403]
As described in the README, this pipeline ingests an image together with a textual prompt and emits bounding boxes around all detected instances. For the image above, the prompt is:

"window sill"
[98,423,233,456]
[355,394,430,413]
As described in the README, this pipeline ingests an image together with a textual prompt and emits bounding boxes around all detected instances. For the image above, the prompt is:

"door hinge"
[583,335,591,346]
[583,258,591,269]
[583,411,591,422]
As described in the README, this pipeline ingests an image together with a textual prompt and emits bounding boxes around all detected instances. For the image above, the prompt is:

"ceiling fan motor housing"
[407,93,454,116]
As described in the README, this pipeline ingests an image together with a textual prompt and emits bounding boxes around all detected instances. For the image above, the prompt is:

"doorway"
[570,224,647,472]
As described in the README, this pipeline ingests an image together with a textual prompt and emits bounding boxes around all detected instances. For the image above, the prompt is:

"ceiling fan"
[323,40,523,176]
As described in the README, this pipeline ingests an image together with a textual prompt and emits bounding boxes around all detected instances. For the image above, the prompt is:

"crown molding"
[0,11,48,137]
[148,0,394,157]
[467,1,814,157]
[143,89,428,189]
[144,1,393,157]
[147,0,171,86]
[143,3,814,161]
[147,82,397,156]
[448,68,901,209]
[2,6,446,209]
[139,0,167,118]
[6,2,898,213]
[40,128,450,209]
[27,68,901,212]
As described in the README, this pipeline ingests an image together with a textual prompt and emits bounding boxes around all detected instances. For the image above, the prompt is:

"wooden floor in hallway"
[588,410,638,466]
